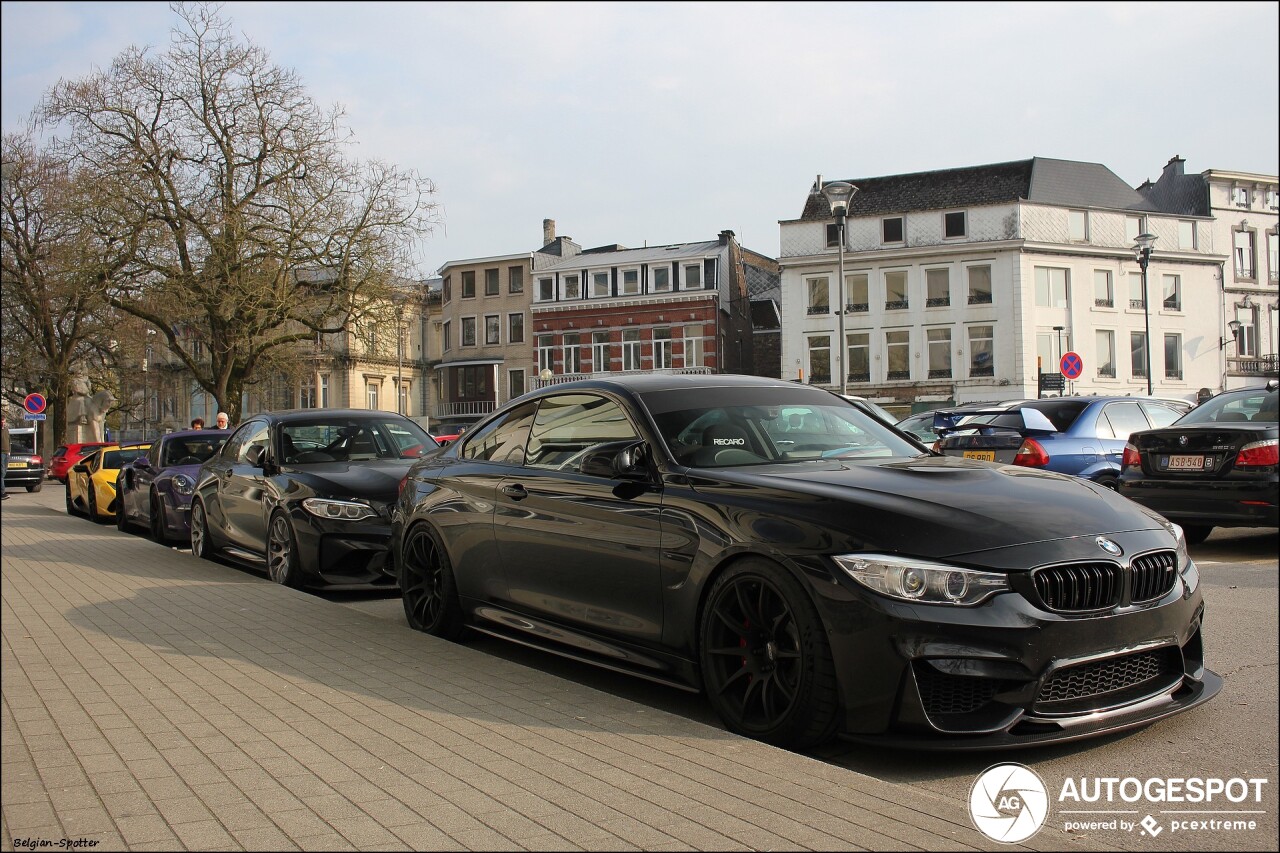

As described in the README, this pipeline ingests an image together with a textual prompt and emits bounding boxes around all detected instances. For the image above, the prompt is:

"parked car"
[116,429,233,543]
[895,400,1028,444]
[933,396,1191,489]
[839,395,899,427]
[432,433,461,447]
[65,443,149,522]
[393,375,1218,749]
[3,426,45,492]
[49,442,112,484]
[189,410,439,588]
[1120,382,1278,544]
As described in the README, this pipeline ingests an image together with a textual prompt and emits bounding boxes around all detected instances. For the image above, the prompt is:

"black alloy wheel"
[399,524,465,640]
[190,499,213,560]
[149,492,170,545]
[1094,475,1119,491]
[699,559,840,749]
[266,511,303,588]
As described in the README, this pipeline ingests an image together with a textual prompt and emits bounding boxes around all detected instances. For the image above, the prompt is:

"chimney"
[718,229,735,246]
[1162,156,1185,179]
[543,219,556,245]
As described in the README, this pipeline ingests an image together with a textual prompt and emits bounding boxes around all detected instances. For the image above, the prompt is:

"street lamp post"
[819,180,859,396]
[395,304,405,414]
[1133,233,1158,395]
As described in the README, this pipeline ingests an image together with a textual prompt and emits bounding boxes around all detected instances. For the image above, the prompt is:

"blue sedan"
[934,396,1190,489]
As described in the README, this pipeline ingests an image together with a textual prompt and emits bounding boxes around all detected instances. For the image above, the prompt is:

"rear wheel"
[1182,525,1213,545]
[65,483,80,517]
[190,499,214,560]
[1093,475,1119,491]
[26,481,41,493]
[116,485,133,532]
[400,524,466,640]
[266,511,304,588]
[699,558,840,749]
[149,492,171,545]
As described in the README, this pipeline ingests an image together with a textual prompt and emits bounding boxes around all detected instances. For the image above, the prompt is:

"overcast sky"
[3,1,1277,278]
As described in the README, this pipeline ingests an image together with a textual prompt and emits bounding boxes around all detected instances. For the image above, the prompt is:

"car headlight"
[833,554,1010,606]
[171,474,196,496]
[301,498,378,522]
[1164,521,1199,594]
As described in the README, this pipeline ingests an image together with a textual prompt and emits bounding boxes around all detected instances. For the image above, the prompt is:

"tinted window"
[462,403,537,464]
[1140,402,1184,429]
[1019,400,1090,432]
[525,394,640,471]
[1178,389,1276,425]
[9,432,36,455]
[236,423,271,464]
[162,436,227,466]
[1099,402,1149,439]
[221,421,266,463]
[279,415,434,463]
[102,447,147,469]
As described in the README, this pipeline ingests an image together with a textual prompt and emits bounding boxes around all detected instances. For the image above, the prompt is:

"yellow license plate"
[8,461,28,468]
[963,450,996,462]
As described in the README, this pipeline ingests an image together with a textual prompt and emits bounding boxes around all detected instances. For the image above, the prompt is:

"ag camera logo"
[970,763,1049,842]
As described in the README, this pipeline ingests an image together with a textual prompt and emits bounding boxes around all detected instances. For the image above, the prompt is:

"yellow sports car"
[66,443,149,522]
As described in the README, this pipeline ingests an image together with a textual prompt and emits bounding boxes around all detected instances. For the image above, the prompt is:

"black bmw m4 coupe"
[392,375,1220,749]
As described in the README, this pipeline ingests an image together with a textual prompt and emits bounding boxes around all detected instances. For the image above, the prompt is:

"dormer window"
[621,269,640,295]
[683,263,702,289]
[944,211,966,239]
[1233,186,1251,207]
[537,277,554,301]
[882,217,904,244]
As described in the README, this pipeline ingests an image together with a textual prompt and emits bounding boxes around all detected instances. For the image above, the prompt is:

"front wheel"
[190,499,214,560]
[698,559,840,749]
[149,492,171,545]
[116,485,133,532]
[87,483,102,523]
[266,511,304,588]
[1182,524,1213,545]
[399,524,466,640]
[66,484,80,517]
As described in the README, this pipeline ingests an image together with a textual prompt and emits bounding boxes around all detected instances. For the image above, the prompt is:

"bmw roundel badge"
[1096,537,1123,556]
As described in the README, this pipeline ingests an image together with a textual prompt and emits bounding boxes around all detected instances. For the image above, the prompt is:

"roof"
[751,298,781,329]
[800,157,1156,219]
[244,409,420,423]
[529,373,807,396]
[535,240,723,272]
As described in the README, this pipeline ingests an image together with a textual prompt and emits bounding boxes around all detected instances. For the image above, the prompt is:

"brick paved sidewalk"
[1,489,1100,852]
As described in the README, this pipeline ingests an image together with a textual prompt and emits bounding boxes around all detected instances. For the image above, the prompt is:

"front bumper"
[289,507,398,588]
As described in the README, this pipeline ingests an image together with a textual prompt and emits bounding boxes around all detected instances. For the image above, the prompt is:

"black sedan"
[393,375,1219,750]
[191,409,438,588]
[1120,382,1278,544]
[117,429,232,543]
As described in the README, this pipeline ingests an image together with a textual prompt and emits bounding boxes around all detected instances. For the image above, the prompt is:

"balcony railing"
[1129,299,1146,309]
[968,293,993,305]
[845,303,869,313]
[1165,369,1183,380]
[1095,297,1114,308]
[434,400,496,419]
[1097,367,1116,378]
[884,300,909,311]
[1163,298,1181,311]
[532,366,712,389]
[887,370,911,380]
[928,368,952,378]
[1228,354,1279,376]
[807,305,830,315]
[925,296,950,307]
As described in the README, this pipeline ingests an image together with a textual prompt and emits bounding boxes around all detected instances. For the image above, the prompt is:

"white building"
[778,158,1251,414]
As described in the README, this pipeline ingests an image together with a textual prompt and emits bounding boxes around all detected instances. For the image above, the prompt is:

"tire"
[116,491,132,532]
[190,499,215,560]
[149,492,171,545]
[1182,524,1213,545]
[26,481,41,493]
[698,558,840,749]
[266,511,304,588]
[87,483,103,523]
[1094,475,1119,491]
[66,484,81,517]
[399,524,466,640]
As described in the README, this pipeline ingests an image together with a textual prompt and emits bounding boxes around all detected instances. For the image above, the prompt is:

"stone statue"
[65,376,115,443]
[85,389,115,443]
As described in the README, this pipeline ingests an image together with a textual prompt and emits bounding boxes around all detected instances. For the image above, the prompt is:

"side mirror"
[73,463,90,473]
[579,441,648,480]
[136,457,152,470]
[245,444,267,468]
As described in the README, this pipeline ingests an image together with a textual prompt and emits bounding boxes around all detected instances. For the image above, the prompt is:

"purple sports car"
[117,429,233,544]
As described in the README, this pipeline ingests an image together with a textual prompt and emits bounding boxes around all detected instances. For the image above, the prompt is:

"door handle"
[501,484,528,500]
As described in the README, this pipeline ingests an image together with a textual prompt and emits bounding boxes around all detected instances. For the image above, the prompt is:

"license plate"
[963,450,996,462]
[8,461,27,468]
[1167,455,1209,471]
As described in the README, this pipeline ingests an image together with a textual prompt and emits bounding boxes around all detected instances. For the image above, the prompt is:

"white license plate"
[1167,455,1209,471]
[963,450,996,462]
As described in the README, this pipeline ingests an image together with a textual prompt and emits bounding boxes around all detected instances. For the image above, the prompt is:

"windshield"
[1178,389,1277,425]
[162,436,227,466]
[643,387,923,468]
[280,416,436,464]
[9,432,36,455]
[102,447,147,469]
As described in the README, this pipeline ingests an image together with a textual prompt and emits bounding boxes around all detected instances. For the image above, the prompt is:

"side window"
[222,421,269,463]
[461,403,538,464]
[1100,402,1149,439]
[1140,402,1183,429]
[524,394,640,473]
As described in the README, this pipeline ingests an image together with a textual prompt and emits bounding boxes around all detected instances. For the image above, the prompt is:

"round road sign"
[23,392,47,415]
[1060,352,1083,380]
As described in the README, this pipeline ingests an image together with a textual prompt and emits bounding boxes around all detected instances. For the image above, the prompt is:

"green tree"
[40,2,438,421]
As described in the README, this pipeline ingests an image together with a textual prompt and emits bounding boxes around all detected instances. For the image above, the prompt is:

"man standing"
[1,415,10,501]
[215,412,230,429]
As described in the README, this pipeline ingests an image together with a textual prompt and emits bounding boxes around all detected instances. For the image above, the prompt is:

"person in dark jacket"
[1,415,10,500]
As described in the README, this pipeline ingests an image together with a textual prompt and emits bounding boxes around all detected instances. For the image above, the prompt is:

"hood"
[282,458,412,503]
[687,454,1162,559]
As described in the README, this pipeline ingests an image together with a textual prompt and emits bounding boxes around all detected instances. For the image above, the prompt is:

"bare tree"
[1,133,126,448]
[40,2,438,421]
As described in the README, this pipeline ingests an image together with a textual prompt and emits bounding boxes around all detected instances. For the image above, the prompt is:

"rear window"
[1180,389,1278,425]
[1017,400,1090,432]
[9,433,36,455]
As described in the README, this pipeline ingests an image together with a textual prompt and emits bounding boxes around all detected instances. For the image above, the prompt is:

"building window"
[1267,189,1279,210]
[508,266,524,293]
[367,382,379,411]
[485,315,500,345]
[563,274,582,300]
[1125,216,1144,244]
[537,335,555,373]
[683,263,702,289]
[1130,332,1147,379]
[807,335,831,384]
[538,277,554,301]
[967,265,992,305]
[1233,186,1250,207]
[508,313,524,344]
[1178,220,1196,250]
[1128,271,1146,309]
[442,320,451,352]
[826,223,841,249]
[653,327,673,369]
[299,375,316,408]
[968,326,993,377]
[885,330,910,380]
[1094,270,1114,308]
[652,266,671,292]
[925,268,950,307]
[845,273,869,313]
[399,381,410,415]
[562,333,582,374]
[1268,231,1279,282]
[944,211,966,239]
[1035,267,1069,308]
[1069,210,1089,241]
[683,325,704,368]
[927,328,952,378]
[1164,333,1183,380]
[1161,275,1181,311]
[1096,330,1116,378]
[461,270,476,299]
[882,217,904,244]
[319,374,330,408]
[591,271,610,298]
[806,276,830,315]
[884,270,908,310]
[1236,304,1259,357]
[592,332,611,372]
[442,275,451,304]
[1234,230,1256,279]
[622,329,641,371]
[621,269,640,295]
[847,332,869,382]
[461,317,476,347]
[508,369,525,400]
[484,268,499,296]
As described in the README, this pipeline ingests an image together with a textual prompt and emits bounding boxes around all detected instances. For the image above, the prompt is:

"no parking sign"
[1060,352,1083,380]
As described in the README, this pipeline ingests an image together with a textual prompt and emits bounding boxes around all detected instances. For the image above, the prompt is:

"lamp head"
[819,181,858,217]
